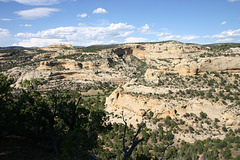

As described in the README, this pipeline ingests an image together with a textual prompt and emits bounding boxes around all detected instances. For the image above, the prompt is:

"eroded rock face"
[5,47,134,89]
[4,42,240,90]
[174,61,199,75]
[105,81,240,129]
[199,57,240,73]
[144,69,164,83]
[145,56,240,84]
[126,41,204,60]
[37,59,109,71]
[173,57,240,76]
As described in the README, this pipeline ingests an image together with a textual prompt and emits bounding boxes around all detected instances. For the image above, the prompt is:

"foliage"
[203,43,240,51]
[200,111,208,119]
[0,74,110,159]
[0,73,14,135]
[1,73,240,160]
[0,49,36,72]
[81,45,118,52]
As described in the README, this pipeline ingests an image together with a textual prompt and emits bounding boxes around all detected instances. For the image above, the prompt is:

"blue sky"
[0,0,239,47]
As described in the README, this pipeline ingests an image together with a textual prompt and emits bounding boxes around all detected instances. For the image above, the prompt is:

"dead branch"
[160,142,173,160]
[122,111,145,160]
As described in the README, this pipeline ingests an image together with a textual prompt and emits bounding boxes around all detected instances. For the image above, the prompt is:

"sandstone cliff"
[2,41,240,143]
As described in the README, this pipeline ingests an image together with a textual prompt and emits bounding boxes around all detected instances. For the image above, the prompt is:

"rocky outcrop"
[46,44,73,49]
[174,56,240,76]
[126,41,205,60]
[105,82,240,129]
[174,61,199,75]
[41,44,74,51]
[37,59,109,71]
[146,56,240,82]
[32,44,76,59]
[230,47,240,53]
[37,60,83,70]
[199,57,240,73]
[144,69,164,83]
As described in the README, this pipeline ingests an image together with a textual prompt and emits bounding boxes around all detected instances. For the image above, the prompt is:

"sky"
[0,0,240,47]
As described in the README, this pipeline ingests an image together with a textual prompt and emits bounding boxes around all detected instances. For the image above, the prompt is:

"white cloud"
[221,21,227,25]
[14,38,65,47]
[138,24,150,33]
[0,18,13,21]
[14,38,116,47]
[19,24,33,27]
[0,0,60,5]
[78,23,86,26]
[228,0,239,2]
[15,23,135,47]
[77,13,87,18]
[204,28,240,43]
[116,31,133,38]
[0,28,13,46]
[0,28,10,37]
[205,29,240,39]
[216,38,234,43]
[15,8,59,20]
[107,23,135,31]
[125,37,148,43]
[109,40,118,44]
[93,8,108,14]
[157,32,199,41]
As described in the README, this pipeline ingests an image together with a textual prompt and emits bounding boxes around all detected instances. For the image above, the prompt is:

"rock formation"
[2,41,240,143]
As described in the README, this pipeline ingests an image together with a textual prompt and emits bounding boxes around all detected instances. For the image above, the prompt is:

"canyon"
[1,41,240,143]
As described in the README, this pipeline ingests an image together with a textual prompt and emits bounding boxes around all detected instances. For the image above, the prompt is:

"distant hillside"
[202,43,240,50]
[0,46,25,50]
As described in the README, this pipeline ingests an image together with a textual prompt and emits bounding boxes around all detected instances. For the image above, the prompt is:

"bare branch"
[160,142,173,160]
[76,96,82,107]
[122,111,145,160]
[122,111,127,153]
[133,121,144,142]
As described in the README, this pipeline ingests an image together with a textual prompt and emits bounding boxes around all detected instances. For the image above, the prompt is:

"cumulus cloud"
[125,37,148,43]
[221,21,227,25]
[205,28,240,42]
[157,32,199,41]
[15,8,59,19]
[0,0,60,5]
[116,31,133,38]
[107,23,135,31]
[14,38,65,47]
[93,8,108,14]
[138,24,150,33]
[14,38,116,47]
[77,13,87,18]
[19,24,33,27]
[15,23,135,47]
[205,29,240,39]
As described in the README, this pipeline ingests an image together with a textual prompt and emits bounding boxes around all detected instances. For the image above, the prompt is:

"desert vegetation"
[0,41,240,159]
